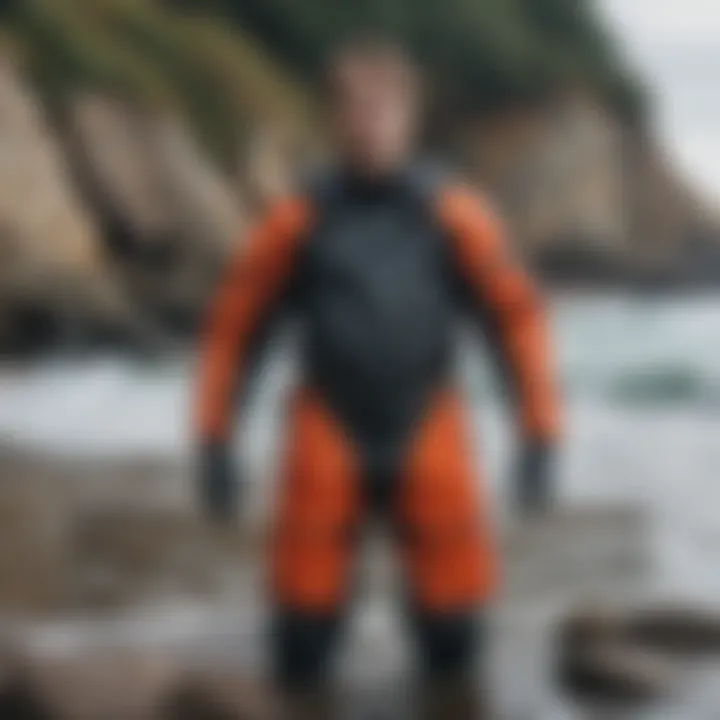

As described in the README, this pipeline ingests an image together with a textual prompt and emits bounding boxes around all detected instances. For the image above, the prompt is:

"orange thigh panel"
[270,388,361,613]
[398,391,497,612]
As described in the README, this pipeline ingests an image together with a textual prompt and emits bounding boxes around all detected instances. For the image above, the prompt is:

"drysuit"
[194,165,561,692]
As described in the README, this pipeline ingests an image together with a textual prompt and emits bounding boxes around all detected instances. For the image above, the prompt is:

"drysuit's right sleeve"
[437,185,562,443]
[194,196,313,445]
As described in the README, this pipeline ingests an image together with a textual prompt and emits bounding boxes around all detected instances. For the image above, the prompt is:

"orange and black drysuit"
[194,166,561,689]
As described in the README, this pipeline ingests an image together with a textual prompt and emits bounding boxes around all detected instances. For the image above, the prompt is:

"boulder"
[558,611,675,704]
[557,602,720,705]
[625,605,720,655]
[560,604,720,658]
[0,649,178,720]
[559,638,674,705]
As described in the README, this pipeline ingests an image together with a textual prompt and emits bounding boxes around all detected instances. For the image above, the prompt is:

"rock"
[456,92,719,287]
[417,680,487,720]
[559,612,675,704]
[67,504,247,609]
[458,93,629,260]
[0,479,73,613]
[559,637,675,705]
[0,647,281,720]
[240,125,304,215]
[0,649,178,720]
[0,641,49,720]
[557,603,720,705]
[162,668,279,720]
[0,63,98,292]
[625,605,720,655]
[0,59,140,353]
[560,604,720,658]
[65,95,243,329]
[0,454,259,613]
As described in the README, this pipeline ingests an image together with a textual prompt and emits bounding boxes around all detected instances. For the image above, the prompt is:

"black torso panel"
[295,170,460,478]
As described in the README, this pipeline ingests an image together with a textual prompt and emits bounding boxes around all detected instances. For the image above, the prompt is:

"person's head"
[324,37,423,178]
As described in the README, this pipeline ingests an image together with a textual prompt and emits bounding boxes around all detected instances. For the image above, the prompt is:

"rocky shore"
[2,446,720,717]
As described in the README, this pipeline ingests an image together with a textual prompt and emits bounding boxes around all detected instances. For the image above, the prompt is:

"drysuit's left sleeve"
[436,185,562,443]
[194,196,313,446]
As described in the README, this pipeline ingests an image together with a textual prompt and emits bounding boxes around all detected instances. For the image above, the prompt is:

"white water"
[2,295,720,452]
[1,294,720,603]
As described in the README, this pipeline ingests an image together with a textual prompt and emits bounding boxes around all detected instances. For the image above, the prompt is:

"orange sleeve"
[194,196,313,443]
[436,186,561,442]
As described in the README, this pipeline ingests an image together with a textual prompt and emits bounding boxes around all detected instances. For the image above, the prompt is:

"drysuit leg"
[270,388,362,692]
[397,391,496,681]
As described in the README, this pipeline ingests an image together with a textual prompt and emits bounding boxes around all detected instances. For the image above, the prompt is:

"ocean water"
[1,294,720,716]
[1,294,720,601]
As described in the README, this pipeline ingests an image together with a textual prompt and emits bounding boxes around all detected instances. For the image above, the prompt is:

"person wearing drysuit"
[194,38,561,718]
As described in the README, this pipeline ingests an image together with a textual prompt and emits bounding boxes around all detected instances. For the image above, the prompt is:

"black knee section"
[271,610,342,691]
[413,610,484,680]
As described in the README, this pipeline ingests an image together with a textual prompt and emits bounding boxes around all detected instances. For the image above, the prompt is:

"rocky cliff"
[0,60,135,352]
[65,94,243,330]
[0,0,717,354]
[0,57,291,354]
[454,92,720,286]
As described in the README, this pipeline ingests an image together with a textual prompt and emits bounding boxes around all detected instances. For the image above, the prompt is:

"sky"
[601,0,720,202]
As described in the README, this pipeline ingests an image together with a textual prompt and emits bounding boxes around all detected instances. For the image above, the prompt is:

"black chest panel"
[295,173,459,476]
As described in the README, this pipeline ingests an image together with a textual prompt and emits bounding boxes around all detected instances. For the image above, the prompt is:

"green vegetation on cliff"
[0,0,642,165]
[175,0,644,118]
[1,0,312,169]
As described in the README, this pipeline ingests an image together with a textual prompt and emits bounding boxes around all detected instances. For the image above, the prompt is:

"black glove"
[198,441,238,523]
[515,440,555,515]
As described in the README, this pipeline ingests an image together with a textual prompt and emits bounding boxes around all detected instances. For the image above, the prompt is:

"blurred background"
[0,0,718,717]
